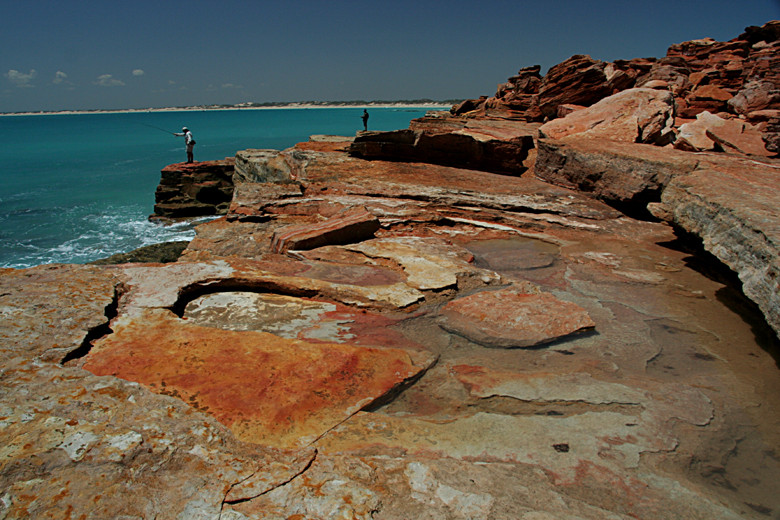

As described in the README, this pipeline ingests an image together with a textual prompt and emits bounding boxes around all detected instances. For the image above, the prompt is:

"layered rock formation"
[151,159,236,220]
[2,20,780,520]
[453,20,780,154]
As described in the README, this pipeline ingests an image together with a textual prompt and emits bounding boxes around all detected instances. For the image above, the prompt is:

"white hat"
[182,127,188,131]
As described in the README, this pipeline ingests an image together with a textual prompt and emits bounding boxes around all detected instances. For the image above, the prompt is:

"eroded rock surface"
[152,159,235,220]
[4,21,780,520]
[538,87,676,145]
[3,132,779,518]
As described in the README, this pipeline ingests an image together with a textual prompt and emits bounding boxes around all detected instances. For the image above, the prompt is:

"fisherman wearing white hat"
[173,126,196,163]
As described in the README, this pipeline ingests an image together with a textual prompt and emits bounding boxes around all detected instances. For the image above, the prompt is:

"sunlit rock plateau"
[1,21,779,520]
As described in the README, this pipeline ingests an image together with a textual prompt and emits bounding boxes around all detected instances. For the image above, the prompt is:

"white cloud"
[222,83,243,89]
[6,69,37,88]
[53,71,68,84]
[94,74,125,87]
[132,69,145,76]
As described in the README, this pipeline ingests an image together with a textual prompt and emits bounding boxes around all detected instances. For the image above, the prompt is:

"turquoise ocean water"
[0,107,440,268]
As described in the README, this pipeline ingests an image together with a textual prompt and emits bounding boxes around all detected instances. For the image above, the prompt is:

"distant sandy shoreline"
[1,102,453,117]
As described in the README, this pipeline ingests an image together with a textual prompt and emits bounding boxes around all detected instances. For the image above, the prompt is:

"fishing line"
[140,123,176,135]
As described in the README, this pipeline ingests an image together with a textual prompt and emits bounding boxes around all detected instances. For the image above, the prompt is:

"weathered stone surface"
[183,292,421,350]
[675,110,772,155]
[82,308,433,448]
[151,159,235,220]
[0,264,117,363]
[539,88,675,144]
[271,206,380,253]
[4,22,780,520]
[234,148,307,183]
[438,284,595,348]
[534,137,699,214]
[350,116,537,175]
[652,155,780,337]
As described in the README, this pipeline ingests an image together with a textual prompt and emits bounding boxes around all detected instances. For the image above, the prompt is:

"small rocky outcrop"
[151,159,235,220]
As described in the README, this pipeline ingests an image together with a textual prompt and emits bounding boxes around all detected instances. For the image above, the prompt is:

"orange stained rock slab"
[438,286,596,348]
[82,309,432,448]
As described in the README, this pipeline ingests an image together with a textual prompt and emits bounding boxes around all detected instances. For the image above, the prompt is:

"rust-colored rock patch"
[83,309,431,448]
[438,285,595,348]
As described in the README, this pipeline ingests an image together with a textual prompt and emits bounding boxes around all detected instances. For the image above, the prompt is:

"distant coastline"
[1,100,457,117]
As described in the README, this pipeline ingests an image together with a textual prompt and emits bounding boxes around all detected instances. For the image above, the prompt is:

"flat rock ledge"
[535,136,780,338]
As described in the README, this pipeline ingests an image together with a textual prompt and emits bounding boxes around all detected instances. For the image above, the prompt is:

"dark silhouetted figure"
[173,126,196,163]
[361,109,369,131]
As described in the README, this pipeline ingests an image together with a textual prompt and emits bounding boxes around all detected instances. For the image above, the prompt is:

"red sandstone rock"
[538,88,675,144]
[437,285,595,348]
[152,159,235,220]
[270,206,381,254]
[534,137,699,215]
[83,308,433,448]
[448,20,779,151]
[675,111,772,155]
[536,55,612,119]
[350,116,537,175]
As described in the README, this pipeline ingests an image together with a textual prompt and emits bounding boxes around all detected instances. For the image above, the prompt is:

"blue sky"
[1,0,778,112]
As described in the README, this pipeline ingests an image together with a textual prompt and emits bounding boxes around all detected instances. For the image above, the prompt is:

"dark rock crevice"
[222,449,319,507]
[169,281,322,319]
[61,284,124,366]
[658,227,780,364]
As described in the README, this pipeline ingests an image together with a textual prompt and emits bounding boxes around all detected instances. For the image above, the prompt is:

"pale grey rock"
[234,149,308,183]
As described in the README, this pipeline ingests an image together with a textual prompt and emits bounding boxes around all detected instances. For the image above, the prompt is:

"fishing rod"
[140,123,176,135]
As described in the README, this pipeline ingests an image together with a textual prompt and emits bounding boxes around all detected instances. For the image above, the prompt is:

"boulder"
[728,80,780,114]
[538,88,675,145]
[536,55,612,119]
[675,111,773,155]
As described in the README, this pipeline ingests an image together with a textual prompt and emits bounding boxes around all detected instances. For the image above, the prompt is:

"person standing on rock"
[361,109,369,131]
[173,126,196,163]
